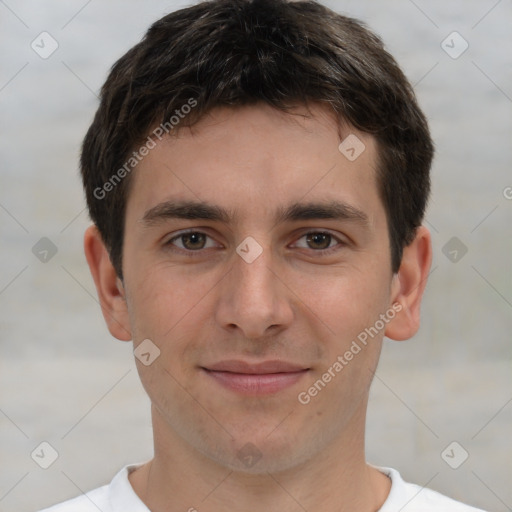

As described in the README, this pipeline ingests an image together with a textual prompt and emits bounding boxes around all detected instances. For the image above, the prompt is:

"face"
[118,103,402,473]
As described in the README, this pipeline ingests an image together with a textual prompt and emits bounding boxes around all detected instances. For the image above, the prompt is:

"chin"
[206,431,314,475]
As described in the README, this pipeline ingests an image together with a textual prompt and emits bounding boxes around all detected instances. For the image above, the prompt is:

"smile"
[201,360,310,395]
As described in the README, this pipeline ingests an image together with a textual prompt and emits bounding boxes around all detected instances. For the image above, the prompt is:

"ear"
[385,225,432,341]
[83,225,132,341]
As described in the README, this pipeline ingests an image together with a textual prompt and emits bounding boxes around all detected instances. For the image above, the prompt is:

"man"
[40,0,486,510]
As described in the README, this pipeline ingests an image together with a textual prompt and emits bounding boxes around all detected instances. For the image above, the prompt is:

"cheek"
[290,264,390,342]
[126,262,206,329]
[125,263,222,374]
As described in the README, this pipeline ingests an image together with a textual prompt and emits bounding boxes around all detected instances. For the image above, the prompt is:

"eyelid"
[161,231,216,258]
[289,229,348,253]
[164,228,348,257]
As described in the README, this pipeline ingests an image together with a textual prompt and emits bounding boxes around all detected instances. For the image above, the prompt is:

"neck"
[130,403,391,512]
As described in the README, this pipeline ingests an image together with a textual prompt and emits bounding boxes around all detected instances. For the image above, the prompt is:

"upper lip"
[203,360,309,374]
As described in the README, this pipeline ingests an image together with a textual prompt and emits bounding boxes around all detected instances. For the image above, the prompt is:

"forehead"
[125,103,383,226]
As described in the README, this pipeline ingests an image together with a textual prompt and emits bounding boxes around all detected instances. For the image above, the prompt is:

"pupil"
[308,233,330,249]
[184,233,204,249]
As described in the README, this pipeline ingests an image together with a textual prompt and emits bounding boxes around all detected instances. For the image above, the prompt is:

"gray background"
[1,0,511,511]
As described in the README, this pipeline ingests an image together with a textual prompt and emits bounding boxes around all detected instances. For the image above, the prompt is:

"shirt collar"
[109,461,151,511]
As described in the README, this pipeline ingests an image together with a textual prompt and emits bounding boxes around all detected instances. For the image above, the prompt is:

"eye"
[165,231,219,252]
[164,229,346,256]
[292,231,345,253]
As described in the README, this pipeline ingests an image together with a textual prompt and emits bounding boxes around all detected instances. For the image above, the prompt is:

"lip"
[201,360,310,395]
[205,359,308,374]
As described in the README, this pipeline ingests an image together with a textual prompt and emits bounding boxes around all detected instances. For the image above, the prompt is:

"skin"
[84,103,432,512]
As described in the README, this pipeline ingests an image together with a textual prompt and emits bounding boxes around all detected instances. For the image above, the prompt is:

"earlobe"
[83,225,132,342]
[385,226,432,341]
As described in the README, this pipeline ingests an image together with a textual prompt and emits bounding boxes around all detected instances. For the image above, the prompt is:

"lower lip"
[202,369,308,395]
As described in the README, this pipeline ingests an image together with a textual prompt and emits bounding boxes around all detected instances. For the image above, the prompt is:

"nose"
[214,239,294,340]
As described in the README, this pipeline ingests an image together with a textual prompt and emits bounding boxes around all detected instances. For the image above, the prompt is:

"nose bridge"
[233,237,276,307]
[214,235,292,338]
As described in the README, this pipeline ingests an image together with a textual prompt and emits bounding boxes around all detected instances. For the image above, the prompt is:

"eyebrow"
[141,199,369,228]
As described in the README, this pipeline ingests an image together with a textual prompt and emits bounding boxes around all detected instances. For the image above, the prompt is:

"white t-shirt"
[38,462,487,512]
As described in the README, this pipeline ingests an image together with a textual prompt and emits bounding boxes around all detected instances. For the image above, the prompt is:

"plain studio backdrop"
[0,1,511,511]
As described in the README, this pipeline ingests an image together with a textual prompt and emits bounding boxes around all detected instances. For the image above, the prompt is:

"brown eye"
[305,232,333,250]
[166,231,217,253]
[292,231,346,256]
[180,232,207,250]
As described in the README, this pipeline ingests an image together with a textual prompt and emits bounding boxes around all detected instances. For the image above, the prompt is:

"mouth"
[200,360,310,395]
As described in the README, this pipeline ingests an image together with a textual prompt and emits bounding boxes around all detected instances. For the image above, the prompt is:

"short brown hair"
[81,0,434,279]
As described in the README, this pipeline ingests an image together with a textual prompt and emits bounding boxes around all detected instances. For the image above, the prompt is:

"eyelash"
[164,229,346,257]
